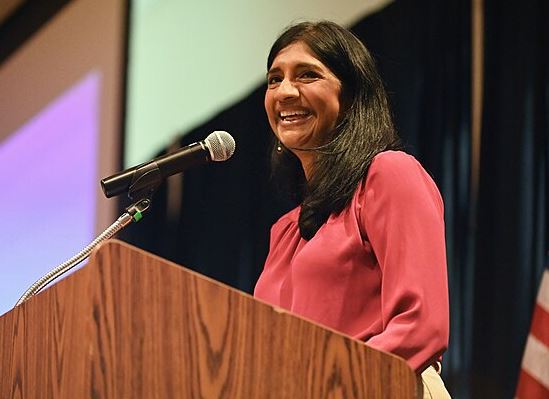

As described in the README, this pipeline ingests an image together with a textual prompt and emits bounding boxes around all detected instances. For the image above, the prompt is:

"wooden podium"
[0,240,418,398]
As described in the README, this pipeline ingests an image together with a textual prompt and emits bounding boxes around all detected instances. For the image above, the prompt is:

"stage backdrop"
[0,0,126,316]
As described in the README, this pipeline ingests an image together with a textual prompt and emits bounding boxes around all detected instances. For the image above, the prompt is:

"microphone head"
[205,131,236,162]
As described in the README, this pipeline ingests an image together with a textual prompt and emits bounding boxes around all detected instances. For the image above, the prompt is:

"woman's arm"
[359,151,449,373]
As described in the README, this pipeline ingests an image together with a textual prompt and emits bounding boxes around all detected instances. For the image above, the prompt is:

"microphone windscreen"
[205,131,236,161]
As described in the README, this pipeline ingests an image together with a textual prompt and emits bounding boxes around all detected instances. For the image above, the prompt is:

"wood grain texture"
[0,240,418,398]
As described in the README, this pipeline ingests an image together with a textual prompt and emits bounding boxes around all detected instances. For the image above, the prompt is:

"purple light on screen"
[0,71,101,315]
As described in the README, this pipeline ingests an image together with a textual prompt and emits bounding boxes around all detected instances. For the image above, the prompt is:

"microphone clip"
[125,198,152,223]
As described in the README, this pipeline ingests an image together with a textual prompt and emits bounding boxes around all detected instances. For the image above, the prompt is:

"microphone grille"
[205,131,236,162]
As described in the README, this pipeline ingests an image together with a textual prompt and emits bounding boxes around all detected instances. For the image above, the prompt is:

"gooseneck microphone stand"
[15,198,152,307]
[15,162,163,307]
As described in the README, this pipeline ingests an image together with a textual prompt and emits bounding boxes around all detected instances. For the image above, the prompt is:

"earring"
[276,141,283,153]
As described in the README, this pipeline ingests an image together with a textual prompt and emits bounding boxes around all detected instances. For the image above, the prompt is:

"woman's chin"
[277,132,315,150]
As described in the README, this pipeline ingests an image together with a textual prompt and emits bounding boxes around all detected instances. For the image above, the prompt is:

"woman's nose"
[277,79,299,100]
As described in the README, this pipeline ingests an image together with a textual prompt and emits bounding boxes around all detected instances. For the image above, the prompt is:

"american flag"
[515,266,549,398]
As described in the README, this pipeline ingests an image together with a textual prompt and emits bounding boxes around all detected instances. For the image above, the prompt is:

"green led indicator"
[133,211,143,222]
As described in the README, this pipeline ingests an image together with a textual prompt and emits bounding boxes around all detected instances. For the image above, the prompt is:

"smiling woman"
[265,41,342,177]
[255,21,452,399]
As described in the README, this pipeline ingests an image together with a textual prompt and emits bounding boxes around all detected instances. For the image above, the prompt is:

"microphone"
[101,131,235,198]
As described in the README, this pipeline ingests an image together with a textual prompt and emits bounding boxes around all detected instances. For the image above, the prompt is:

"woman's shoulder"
[353,150,441,205]
[370,150,422,172]
[357,150,443,211]
[366,150,435,185]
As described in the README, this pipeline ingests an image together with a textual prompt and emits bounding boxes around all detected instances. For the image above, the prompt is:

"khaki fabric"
[421,365,451,399]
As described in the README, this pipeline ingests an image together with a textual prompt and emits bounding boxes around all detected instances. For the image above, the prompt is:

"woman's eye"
[300,71,320,80]
[267,76,282,85]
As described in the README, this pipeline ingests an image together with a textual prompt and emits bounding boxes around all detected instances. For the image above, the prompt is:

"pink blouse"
[254,151,449,372]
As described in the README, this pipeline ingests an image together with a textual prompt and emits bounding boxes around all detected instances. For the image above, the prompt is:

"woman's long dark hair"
[267,21,401,240]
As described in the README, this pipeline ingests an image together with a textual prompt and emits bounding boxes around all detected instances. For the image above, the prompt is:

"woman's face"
[265,41,342,165]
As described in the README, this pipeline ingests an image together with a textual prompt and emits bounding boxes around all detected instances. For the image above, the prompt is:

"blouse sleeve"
[358,151,449,372]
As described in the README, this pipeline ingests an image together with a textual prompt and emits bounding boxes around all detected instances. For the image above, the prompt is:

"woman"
[254,21,451,398]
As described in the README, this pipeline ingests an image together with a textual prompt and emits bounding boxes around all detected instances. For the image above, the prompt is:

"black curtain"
[121,1,547,397]
[471,0,548,397]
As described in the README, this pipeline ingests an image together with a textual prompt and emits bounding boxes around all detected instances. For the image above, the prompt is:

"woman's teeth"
[280,110,310,121]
